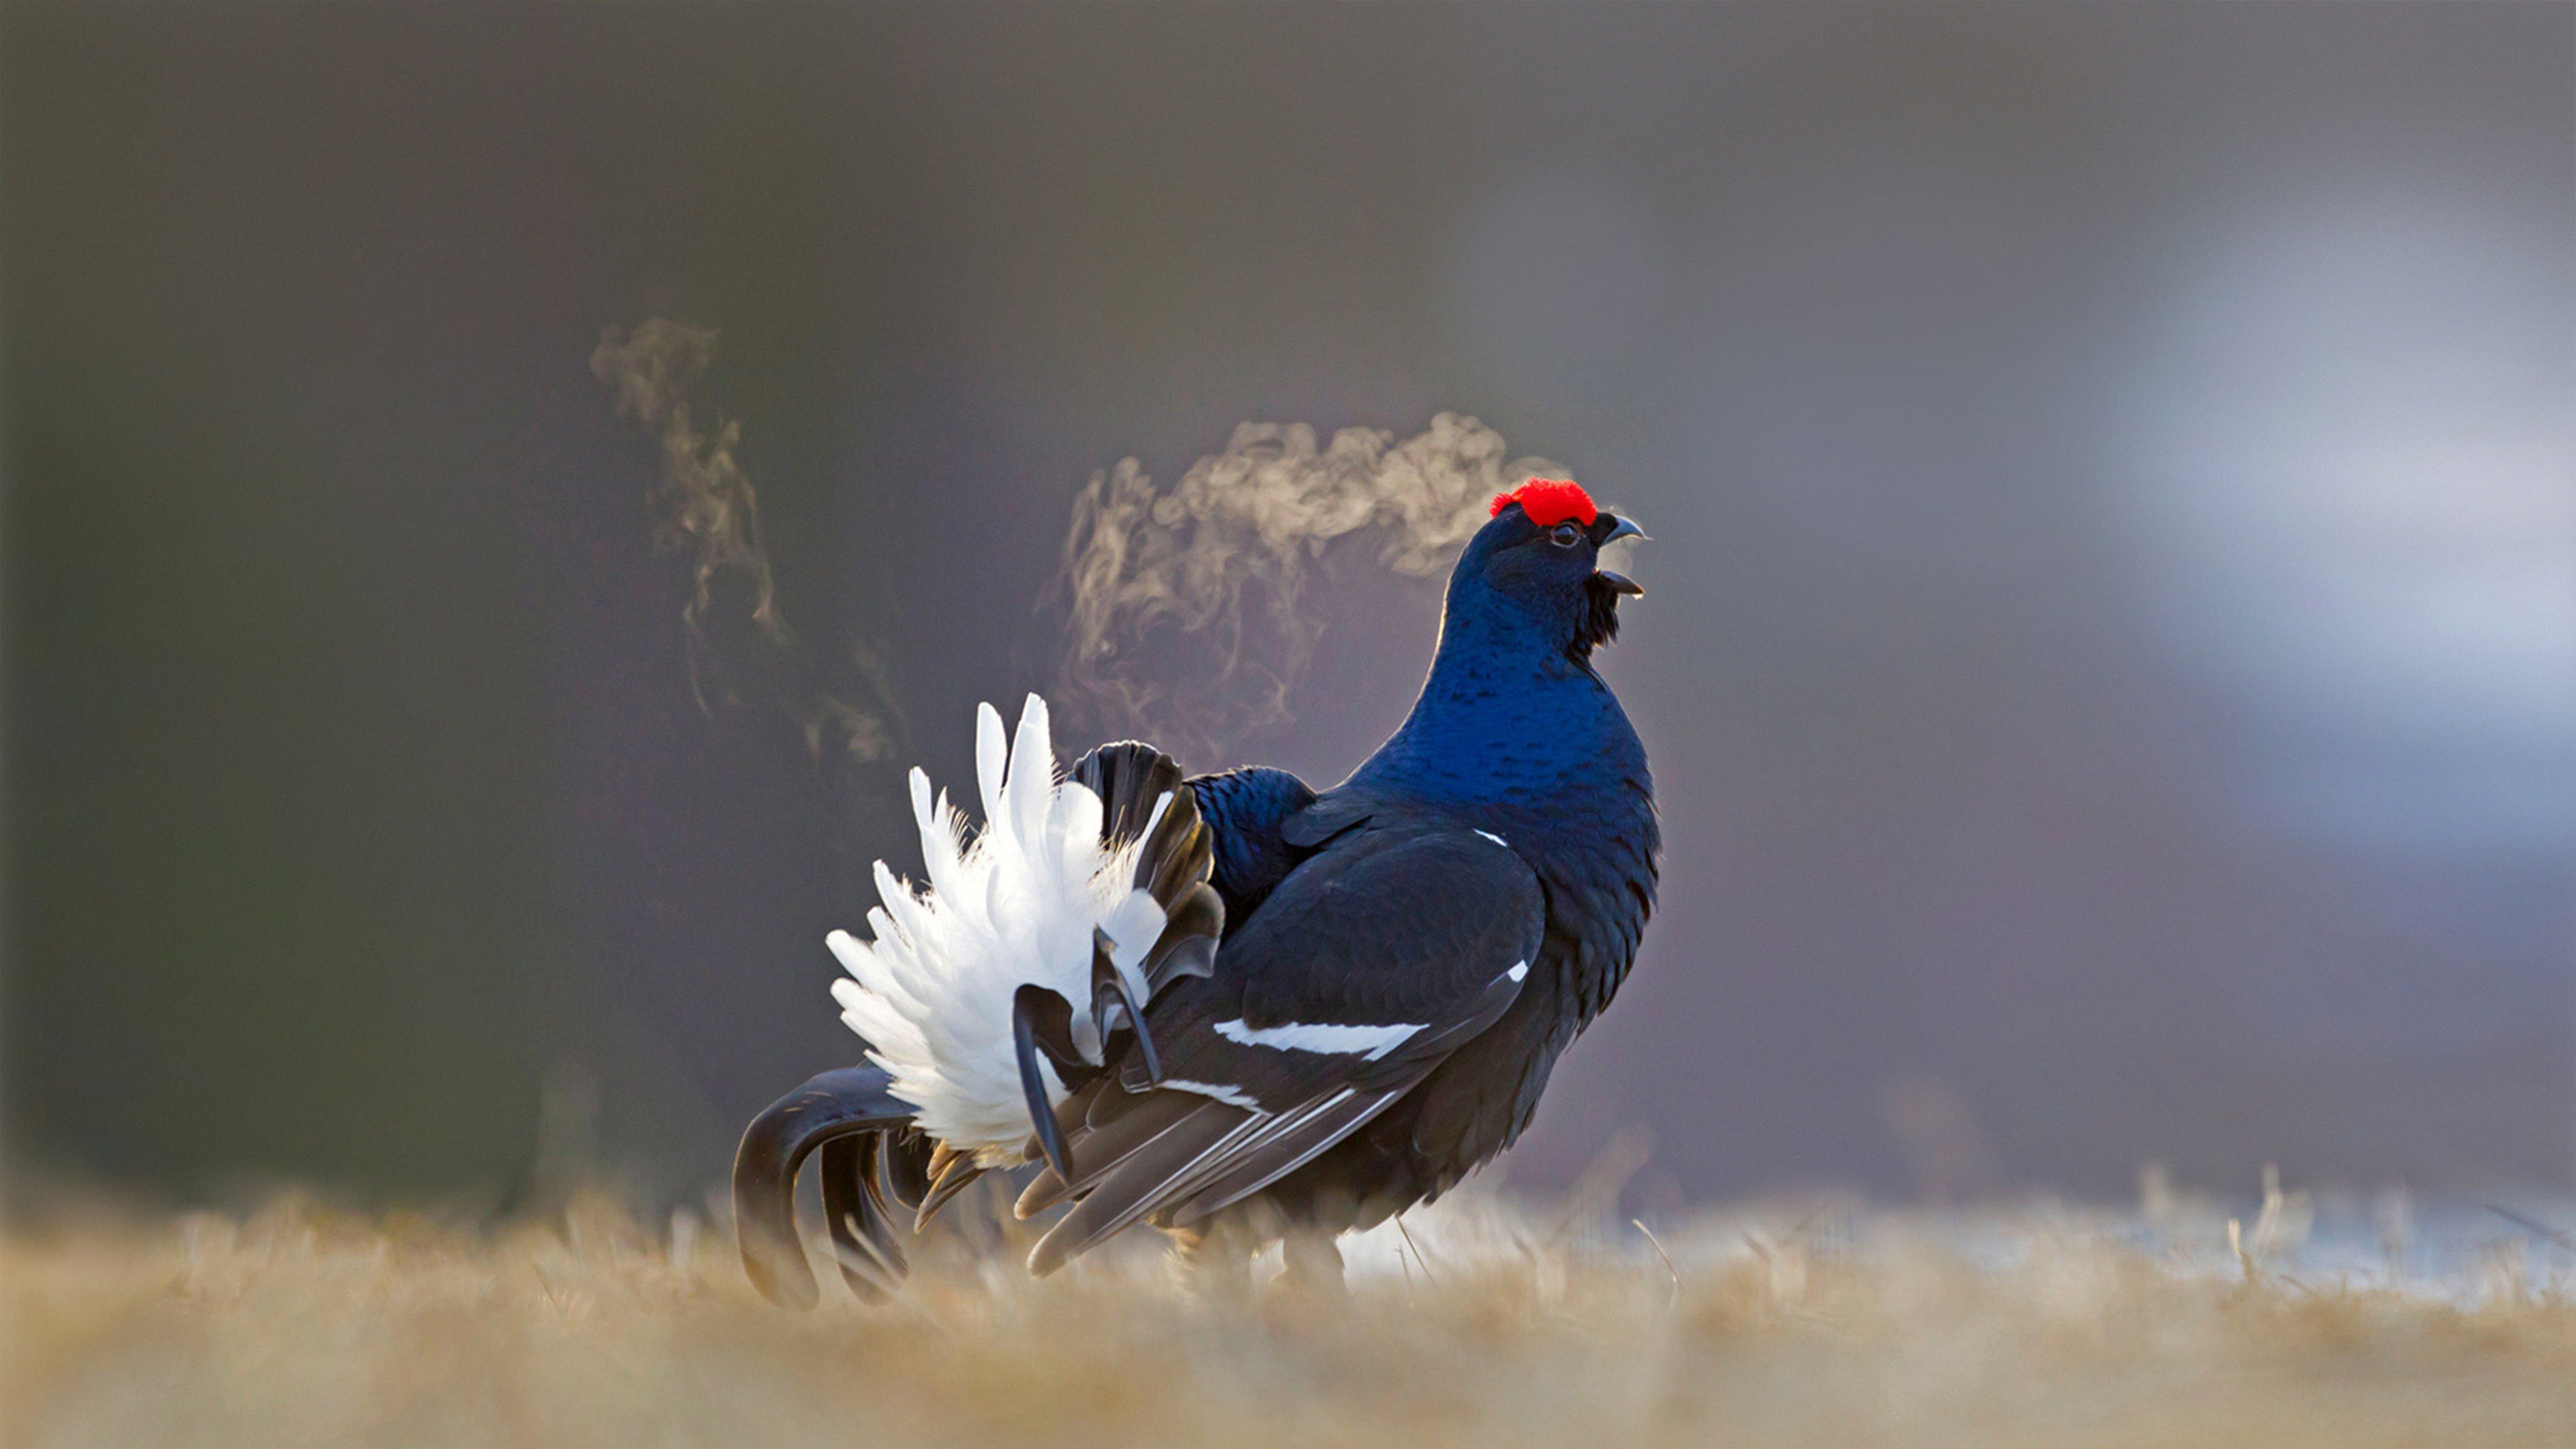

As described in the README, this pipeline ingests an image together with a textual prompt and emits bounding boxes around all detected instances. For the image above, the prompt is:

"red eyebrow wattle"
[1489,478,1599,527]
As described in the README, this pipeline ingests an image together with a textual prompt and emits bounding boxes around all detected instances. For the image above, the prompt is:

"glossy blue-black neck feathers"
[1348,529,1643,808]
[1334,506,1660,1033]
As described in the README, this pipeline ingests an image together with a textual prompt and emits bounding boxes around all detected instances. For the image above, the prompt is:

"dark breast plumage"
[1178,749,1659,1236]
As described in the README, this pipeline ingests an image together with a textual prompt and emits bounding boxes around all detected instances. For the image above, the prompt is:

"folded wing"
[1016,823,1546,1273]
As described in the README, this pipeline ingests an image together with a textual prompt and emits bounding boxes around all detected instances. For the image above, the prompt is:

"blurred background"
[3,2,2569,1214]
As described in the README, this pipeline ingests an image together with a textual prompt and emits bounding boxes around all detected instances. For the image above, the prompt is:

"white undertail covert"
[826,694,1169,1162]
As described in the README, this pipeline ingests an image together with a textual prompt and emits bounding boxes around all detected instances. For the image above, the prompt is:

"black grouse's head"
[1452,478,1647,659]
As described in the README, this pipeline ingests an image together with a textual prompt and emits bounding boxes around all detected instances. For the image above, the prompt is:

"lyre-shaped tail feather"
[742,696,1229,1305]
[733,1065,921,1309]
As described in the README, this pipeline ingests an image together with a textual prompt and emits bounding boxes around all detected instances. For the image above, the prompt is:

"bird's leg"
[1163,1219,1256,1303]
[1278,1230,1348,1297]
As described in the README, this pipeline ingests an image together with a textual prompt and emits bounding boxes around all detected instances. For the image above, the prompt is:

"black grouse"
[735,477,1657,1304]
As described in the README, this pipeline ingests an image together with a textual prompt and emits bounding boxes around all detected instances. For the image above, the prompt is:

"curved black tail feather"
[738,739,1232,1308]
[733,1065,918,1309]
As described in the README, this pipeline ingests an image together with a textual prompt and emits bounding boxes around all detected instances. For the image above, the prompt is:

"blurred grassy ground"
[7,1191,2573,1449]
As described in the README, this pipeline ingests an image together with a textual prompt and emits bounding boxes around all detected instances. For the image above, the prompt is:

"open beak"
[1595,514,1647,595]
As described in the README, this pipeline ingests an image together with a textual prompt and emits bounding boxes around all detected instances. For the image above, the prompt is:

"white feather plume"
[826,694,1169,1162]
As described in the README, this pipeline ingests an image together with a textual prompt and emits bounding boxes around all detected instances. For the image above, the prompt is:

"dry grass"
[7,1189,2573,1449]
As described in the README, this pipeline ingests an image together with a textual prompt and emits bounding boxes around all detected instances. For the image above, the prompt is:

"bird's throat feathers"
[1353,585,1644,806]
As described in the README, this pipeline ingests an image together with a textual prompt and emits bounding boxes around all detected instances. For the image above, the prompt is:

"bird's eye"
[1550,522,1582,548]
